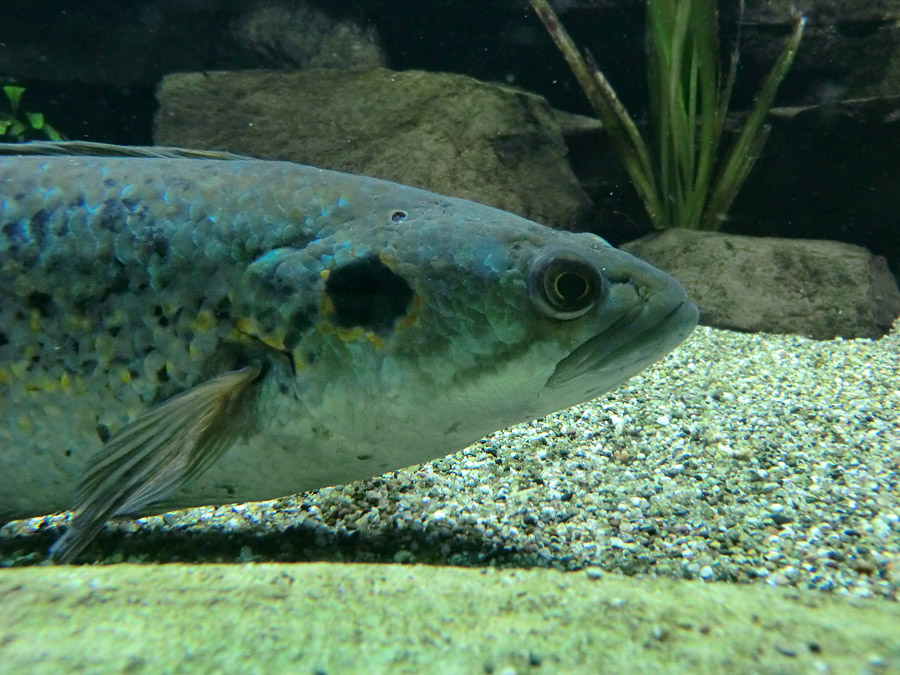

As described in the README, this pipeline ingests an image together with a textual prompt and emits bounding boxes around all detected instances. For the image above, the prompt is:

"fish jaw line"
[546,293,699,400]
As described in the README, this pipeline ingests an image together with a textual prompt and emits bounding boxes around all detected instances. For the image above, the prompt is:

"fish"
[0,141,699,563]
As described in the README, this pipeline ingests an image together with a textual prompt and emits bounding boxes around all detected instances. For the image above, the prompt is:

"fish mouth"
[547,299,699,398]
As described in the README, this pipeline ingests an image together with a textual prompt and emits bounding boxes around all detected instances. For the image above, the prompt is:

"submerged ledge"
[2,562,899,673]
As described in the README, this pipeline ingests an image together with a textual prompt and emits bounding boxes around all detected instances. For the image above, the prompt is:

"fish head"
[243,190,698,455]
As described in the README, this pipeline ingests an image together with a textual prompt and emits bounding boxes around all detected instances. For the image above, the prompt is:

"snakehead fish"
[0,141,698,562]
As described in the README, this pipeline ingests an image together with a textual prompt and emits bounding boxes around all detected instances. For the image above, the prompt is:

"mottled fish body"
[0,142,698,561]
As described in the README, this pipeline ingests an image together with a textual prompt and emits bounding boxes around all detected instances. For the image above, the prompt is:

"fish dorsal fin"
[49,366,262,564]
[0,140,253,161]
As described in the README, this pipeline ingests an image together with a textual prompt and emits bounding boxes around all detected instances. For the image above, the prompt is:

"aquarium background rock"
[621,230,900,339]
[154,68,592,230]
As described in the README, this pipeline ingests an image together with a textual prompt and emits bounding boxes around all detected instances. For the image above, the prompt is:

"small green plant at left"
[0,84,64,141]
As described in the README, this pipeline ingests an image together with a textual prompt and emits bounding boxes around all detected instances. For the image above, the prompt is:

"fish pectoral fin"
[49,366,262,564]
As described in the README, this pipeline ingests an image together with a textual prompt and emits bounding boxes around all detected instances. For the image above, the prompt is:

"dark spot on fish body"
[281,316,308,351]
[1,221,14,243]
[25,291,54,316]
[212,297,232,318]
[153,306,170,328]
[325,256,413,333]
[97,199,126,233]
[93,262,131,304]
[1,215,45,262]
[29,209,50,243]
[310,425,331,441]
[245,306,312,352]
[144,227,170,259]
[62,334,81,356]
[0,332,7,347]
[97,423,111,443]
[96,200,159,263]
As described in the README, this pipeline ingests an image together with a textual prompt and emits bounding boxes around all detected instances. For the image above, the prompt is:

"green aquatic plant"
[0,84,63,142]
[530,0,804,231]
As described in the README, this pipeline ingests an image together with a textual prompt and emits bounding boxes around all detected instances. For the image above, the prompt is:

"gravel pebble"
[2,321,898,600]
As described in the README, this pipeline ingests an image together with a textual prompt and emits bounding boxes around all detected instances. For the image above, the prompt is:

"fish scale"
[0,142,698,562]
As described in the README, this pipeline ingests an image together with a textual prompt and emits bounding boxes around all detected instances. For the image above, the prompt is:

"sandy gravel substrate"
[1,321,899,670]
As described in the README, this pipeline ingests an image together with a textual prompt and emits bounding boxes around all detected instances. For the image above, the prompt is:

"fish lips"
[547,298,699,398]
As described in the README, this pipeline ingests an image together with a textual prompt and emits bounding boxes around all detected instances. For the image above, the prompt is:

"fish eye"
[390,210,408,223]
[529,252,603,320]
